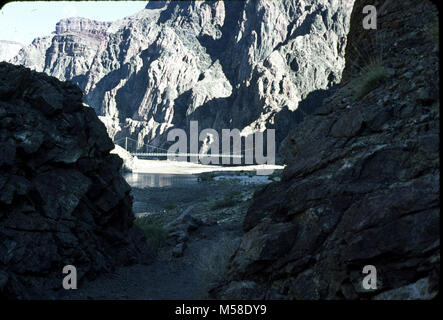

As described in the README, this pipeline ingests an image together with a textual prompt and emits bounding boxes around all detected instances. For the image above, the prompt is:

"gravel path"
[55,174,268,300]
[58,222,242,300]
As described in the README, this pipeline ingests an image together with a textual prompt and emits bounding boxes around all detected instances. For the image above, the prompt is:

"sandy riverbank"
[131,158,285,175]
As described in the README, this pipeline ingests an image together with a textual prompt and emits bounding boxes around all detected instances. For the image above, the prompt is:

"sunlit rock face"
[0,40,23,62]
[54,17,111,35]
[12,17,110,85]
[10,36,53,72]
[6,0,353,152]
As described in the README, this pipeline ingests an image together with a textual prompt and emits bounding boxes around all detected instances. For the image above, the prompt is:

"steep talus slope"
[7,0,353,152]
[0,62,152,299]
[210,0,440,299]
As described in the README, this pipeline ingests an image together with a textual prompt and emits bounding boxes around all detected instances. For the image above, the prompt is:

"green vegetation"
[351,60,389,99]
[425,19,439,51]
[212,190,241,210]
[134,217,169,254]
[162,202,177,210]
[246,171,255,178]
[199,172,217,182]
[346,33,391,100]
[267,170,282,181]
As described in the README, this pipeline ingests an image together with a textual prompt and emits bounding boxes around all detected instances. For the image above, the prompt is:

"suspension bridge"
[115,137,244,159]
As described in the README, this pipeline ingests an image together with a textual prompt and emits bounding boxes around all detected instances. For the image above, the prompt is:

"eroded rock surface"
[7,0,353,151]
[211,0,440,299]
[0,40,23,62]
[0,62,152,299]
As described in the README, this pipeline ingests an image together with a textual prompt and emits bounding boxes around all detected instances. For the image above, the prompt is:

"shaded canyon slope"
[210,0,440,299]
[0,62,152,299]
[7,0,353,151]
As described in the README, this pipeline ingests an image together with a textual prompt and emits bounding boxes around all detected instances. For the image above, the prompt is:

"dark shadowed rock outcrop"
[0,62,152,299]
[211,0,440,299]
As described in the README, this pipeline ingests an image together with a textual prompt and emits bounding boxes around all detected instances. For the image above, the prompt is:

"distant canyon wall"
[5,0,354,155]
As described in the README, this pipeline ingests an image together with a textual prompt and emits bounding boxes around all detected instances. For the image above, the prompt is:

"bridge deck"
[131,152,243,158]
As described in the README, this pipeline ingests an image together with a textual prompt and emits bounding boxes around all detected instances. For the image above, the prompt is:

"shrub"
[163,202,177,210]
[351,60,388,99]
[212,198,237,210]
[346,33,389,99]
[425,19,439,51]
[134,217,169,254]
[199,172,217,182]
[212,191,241,210]
[246,171,255,178]
[267,170,282,181]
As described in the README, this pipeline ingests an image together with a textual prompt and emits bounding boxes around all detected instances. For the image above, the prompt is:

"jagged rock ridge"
[8,0,353,153]
[0,40,23,62]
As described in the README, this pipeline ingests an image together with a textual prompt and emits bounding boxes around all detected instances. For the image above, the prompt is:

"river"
[123,172,198,188]
[123,159,284,189]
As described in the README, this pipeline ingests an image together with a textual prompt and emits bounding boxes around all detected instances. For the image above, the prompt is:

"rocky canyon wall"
[6,0,353,154]
[0,62,152,299]
[210,0,440,299]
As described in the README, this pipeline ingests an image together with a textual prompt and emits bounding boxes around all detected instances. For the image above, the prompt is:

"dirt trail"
[60,224,240,299]
[56,173,272,300]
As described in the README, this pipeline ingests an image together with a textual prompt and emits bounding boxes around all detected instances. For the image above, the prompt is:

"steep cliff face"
[0,62,152,299]
[10,36,53,72]
[210,0,440,299]
[12,17,111,87]
[7,0,353,152]
[0,40,23,62]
